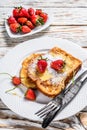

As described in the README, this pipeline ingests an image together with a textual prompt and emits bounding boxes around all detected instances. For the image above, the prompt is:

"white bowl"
[5,11,53,38]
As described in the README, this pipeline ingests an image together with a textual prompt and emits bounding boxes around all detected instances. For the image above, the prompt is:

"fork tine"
[38,104,55,116]
[35,90,63,118]
[39,105,58,118]
[35,101,58,118]
[37,104,53,116]
[35,97,62,117]
[35,102,52,115]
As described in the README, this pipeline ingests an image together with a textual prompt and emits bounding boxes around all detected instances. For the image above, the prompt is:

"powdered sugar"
[28,53,67,85]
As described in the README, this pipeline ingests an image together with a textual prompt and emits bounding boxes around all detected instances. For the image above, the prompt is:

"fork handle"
[42,105,61,128]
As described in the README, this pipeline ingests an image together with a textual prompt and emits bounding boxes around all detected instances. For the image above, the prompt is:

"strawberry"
[10,23,20,33]
[19,7,30,18]
[21,25,31,33]
[31,15,44,26]
[40,12,48,23]
[25,89,36,100]
[35,9,42,15]
[13,7,20,18]
[51,60,64,71]
[26,20,35,29]
[28,8,35,16]
[13,7,29,18]
[37,59,47,73]
[7,16,17,25]
[17,17,28,25]
[0,73,21,86]
[12,76,21,86]
[5,75,21,93]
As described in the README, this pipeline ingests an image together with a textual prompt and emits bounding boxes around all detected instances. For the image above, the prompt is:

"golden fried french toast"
[27,47,82,97]
[20,54,37,89]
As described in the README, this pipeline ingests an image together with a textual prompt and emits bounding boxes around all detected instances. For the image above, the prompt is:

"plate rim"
[0,36,87,121]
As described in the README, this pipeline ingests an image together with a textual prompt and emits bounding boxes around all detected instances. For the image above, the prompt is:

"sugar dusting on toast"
[28,53,67,85]
[20,47,82,97]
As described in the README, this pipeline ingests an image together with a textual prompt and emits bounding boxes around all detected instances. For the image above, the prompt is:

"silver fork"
[35,91,63,118]
[35,69,87,119]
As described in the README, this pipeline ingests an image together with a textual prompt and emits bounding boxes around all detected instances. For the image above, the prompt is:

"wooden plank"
[0,106,68,130]
[0,96,87,129]
[1,8,87,26]
[0,26,87,47]
[0,109,76,129]
[0,0,87,129]
[1,0,87,7]
[0,108,87,130]
[0,118,64,130]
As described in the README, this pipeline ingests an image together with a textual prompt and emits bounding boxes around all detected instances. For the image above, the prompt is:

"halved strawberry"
[51,60,64,71]
[25,89,36,100]
[37,59,47,73]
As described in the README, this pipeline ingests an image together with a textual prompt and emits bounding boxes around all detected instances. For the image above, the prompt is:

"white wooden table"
[0,0,87,129]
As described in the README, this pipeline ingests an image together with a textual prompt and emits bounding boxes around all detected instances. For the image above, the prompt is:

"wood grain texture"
[1,7,87,47]
[1,26,87,47]
[1,0,87,7]
[0,0,87,129]
[1,8,87,25]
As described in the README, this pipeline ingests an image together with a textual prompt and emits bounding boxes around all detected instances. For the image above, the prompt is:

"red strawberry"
[37,59,47,73]
[25,89,36,100]
[35,9,42,15]
[40,12,48,23]
[13,7,30,18]
[21,25,31,33]
[26,20,35,29]
[13,7,20,18]
[31,15,44,26]
[12,76,21,86]
[18,17,28,25]
[10,23,20,33]
[19,7,30,18]
[51,60,64,71]
[5,76,21,93]
[28,8,35,16]
[7,16,17,25]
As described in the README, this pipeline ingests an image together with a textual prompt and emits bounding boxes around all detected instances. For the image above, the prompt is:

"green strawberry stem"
[0,72,29,79]
[14,6,22,9]
[5,87,16,93]
[0,73,12,78]
[38,55,48,61]
[38,17,44,25]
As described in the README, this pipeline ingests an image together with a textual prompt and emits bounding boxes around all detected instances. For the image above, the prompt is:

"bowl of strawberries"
[5,6,53,38]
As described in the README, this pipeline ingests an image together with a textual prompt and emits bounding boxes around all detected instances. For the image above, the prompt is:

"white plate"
[0,37,87,122]
[5,11,53,38]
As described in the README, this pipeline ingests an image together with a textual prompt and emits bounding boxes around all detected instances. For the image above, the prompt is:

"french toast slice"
[28,47,82,97]
[20,54,37,89]
[27,47,82,97]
